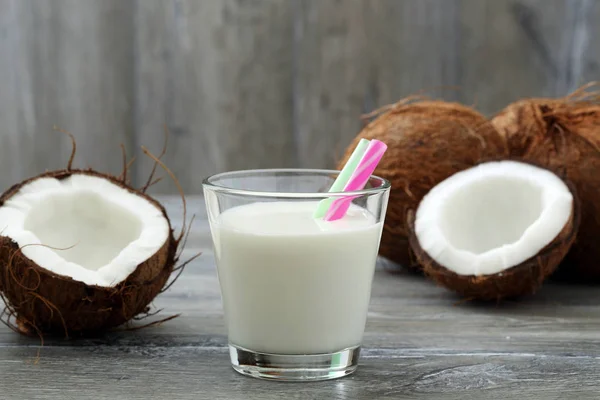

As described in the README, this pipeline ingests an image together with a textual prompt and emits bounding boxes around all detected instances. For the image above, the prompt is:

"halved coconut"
[408,160,579,300]
[0,169,178,336]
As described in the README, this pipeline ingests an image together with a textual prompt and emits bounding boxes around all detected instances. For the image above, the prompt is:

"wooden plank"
[0,0,134,189]
[365,0,461,107]
[134,0,295,194]
[551,0,597,93]
[293,0,371,169]
[0,0,36,191]
[579,0,600,87]
[458,0,597,115]
[458,0,561,113]
[1,347,599,399]
[5,266,600,357]
[294,0,460,169]
[1,0,596,195]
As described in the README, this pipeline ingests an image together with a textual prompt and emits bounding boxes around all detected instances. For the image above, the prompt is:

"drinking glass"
[203,169,390,381]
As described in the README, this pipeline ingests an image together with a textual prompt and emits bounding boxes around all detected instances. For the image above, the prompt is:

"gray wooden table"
[1,196,599,399]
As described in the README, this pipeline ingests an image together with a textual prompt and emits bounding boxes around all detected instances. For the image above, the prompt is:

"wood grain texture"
[134,0,295,194]
[293,0,371,169]
[0,0,36,191]
[551,0,597,94]
[457,0,554,114]
[293,0,459,169]
[365,0,461,108]
[581,0,600,86]
[458,0,599,115]
[1,0,600,195]
[1,347,599,400]
[0,0,134,192]
[1,196,600,399]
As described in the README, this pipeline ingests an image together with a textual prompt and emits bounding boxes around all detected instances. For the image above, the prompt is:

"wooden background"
[0,0,598,194]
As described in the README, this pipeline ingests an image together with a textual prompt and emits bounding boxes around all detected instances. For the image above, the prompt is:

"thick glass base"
[229,344,360,381]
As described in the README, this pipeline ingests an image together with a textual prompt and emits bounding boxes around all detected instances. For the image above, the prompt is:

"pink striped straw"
[324,139,387,221]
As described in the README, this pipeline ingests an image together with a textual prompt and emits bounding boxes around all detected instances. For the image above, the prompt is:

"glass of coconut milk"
[203,169,390,381]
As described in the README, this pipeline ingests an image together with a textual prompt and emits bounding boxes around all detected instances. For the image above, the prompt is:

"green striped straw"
[313,138,370,218]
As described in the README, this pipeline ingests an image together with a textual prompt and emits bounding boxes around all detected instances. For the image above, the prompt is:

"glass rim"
[202,168,391,199]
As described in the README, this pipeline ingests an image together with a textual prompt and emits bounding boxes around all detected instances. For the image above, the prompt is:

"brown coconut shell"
[0,169,178,336]
[338,100,507,270]
[407,180,580,300]
[491,89,600,281]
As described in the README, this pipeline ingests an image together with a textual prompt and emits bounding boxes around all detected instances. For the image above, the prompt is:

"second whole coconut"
[338,99,507,269]
[492,86,600,281]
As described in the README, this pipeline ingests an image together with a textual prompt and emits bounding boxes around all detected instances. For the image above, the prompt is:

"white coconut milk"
[210,201,383,354]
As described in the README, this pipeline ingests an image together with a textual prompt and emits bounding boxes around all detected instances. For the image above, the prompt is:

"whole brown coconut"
[491,86,600,281]
[0,137,189,337]
[338,99,507,269]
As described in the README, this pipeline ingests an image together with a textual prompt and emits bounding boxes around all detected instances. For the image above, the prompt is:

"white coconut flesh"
[0,174,170,287]
[414,161,573,276]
